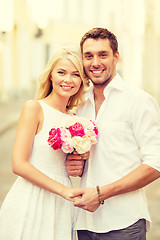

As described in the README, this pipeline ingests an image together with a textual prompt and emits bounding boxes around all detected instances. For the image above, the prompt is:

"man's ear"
[114,51,119,64]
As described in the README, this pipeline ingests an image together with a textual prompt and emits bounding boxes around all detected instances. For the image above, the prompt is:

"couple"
[0,27,160,240]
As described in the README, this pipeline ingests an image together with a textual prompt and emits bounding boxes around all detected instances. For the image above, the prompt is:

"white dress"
[0,100,76,240]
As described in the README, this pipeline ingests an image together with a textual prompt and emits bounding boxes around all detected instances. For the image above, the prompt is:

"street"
[0,125,160,240]
[0,126,17,207]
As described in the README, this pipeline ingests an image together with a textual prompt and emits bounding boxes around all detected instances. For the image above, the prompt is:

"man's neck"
[94,85,105,99]
[93,73,116,98]
[93,75,115,116]
[94,86,105,116]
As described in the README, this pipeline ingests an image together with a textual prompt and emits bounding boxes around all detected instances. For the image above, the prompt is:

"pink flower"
[69,122,85,137]
[62,140,74,153]
[89,120,98,135]
[60,128,74,153]
[47,128,62,150]
[93,126,98,135]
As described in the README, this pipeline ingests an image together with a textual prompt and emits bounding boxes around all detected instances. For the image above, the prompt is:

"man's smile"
[90,69,105,77]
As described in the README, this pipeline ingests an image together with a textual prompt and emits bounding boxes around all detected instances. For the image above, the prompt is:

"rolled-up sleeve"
[131,92,160,171]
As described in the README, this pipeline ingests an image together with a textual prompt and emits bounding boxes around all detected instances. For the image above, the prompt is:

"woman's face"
[50,58,82,99]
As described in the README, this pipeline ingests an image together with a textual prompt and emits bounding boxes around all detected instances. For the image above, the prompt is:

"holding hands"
[62,186,100,212]
[72,188,100,212]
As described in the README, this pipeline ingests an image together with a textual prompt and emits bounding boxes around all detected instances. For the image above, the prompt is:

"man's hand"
[65,151,89,177]
[71,188,100,212]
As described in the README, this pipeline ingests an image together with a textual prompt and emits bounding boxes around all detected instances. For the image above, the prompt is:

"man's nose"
[92,56,100,67]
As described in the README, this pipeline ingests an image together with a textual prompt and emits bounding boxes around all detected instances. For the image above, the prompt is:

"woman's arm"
[12,100,76,201]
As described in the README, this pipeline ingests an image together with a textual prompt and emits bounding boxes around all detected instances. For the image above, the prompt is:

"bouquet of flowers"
[47,115,98,154]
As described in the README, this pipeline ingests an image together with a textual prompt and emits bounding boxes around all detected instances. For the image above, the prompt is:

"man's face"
[82,38,119,86]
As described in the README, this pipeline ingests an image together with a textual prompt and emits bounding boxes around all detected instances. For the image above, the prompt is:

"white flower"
[73,136,92,154]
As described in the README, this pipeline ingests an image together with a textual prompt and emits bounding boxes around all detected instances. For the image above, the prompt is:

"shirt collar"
[84,82,94,102]
[84,73,126,101]
[103,73,126,95]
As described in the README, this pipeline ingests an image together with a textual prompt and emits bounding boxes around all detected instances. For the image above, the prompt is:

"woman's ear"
[49,73,53,81]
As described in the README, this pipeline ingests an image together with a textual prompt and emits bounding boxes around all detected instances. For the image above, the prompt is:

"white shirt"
[75,74,160,233]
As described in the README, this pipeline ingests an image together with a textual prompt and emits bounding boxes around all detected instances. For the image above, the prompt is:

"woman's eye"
[73,73,80,77]
[58,71,64,75]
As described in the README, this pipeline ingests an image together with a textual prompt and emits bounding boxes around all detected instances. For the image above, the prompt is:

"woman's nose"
[64,74,72,82]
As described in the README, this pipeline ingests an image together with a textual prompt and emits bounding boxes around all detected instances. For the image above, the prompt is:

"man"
[66,27,160,240]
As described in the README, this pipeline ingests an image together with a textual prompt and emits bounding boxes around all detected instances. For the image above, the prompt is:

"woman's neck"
[44,93,69,114]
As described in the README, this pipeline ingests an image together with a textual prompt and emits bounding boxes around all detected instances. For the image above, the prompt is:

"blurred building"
[0,0,160,103]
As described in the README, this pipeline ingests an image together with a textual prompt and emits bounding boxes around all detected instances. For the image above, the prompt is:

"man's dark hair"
[80,27,118,54]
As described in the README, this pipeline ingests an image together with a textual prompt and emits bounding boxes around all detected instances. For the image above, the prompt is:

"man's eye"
[100,54,107,58]
[84,55,92,60]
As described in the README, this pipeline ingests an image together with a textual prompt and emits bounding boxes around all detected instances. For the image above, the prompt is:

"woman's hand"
[60,186,82,201]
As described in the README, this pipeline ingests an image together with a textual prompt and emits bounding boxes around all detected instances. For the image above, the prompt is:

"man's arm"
[72,164,160,212]
[101,164,160,199]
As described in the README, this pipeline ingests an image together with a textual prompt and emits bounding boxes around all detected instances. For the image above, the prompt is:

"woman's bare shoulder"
[20,100,42,120]
[23,100,42,112]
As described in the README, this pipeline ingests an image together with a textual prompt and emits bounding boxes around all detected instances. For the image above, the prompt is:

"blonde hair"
[36,46,89,109]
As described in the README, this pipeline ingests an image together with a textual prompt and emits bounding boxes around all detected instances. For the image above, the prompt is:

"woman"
[0,47,89,240]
